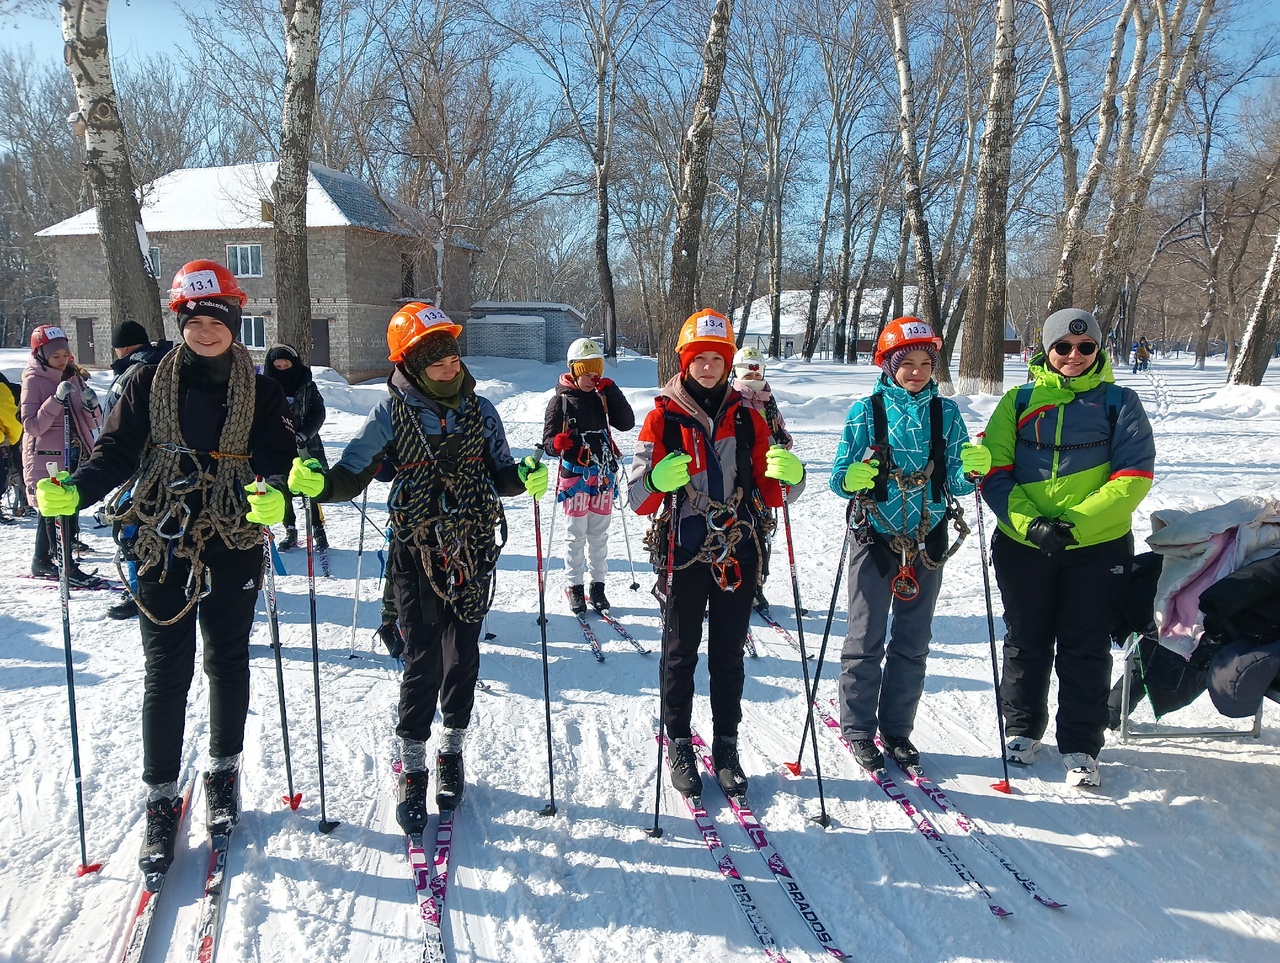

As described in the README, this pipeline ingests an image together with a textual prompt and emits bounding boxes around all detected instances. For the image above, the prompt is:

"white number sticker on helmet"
[182,270,221,297]
[695,312,727,339]
[416,305,450,326]
[43,326,66,340]
[903,322,933,339]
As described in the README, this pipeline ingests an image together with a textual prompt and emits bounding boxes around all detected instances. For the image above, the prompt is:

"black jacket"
[541,376,634,478]
[72,358,296,511]
[104,341,173,420]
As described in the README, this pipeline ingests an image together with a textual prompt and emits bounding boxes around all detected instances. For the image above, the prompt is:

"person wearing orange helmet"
[21,323,102,585]
[828,317,986,773]
[287,302,542,828]
[628,308,805,799]
[34,258,297,878]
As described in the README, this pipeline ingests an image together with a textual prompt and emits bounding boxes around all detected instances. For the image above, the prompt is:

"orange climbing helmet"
[387,302,463,363]
[676,308,736,371]
[874,316,942,368]
[168,260,248,311]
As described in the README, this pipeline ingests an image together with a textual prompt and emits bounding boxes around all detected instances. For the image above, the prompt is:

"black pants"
[663,552,758,740]
[34,514,80,564]
[137,539,263,786]
[993,530,1131,758]
[392,538,482,741]
[282,493,324,530]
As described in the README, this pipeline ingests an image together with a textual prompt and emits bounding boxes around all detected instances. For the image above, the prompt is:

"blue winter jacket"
[829,377,975,536]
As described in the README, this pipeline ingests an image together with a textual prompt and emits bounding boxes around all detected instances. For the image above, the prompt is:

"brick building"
[37,162,477,382]
[464,301,587,364]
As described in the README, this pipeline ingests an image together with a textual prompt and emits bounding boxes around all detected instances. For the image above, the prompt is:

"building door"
[310,317,331,367]
[75,317,96,365]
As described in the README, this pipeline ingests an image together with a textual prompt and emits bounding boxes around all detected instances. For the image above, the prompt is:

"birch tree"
[958,0,1017,394]
[60,0,162,337]
[663,0,734,384]
[1230,222,1280,385]
[275,0,323,359]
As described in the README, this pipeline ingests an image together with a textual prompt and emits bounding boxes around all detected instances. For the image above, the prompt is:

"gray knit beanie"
[1040,308,1102,353]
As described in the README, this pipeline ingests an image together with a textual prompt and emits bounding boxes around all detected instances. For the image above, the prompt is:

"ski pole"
[779,492,830,827]
[303,494,340,832]
[257,478,301,810]
[347,489,369,659]
[788,499,855,776]
[617,470,641,591]
[530,446,557,817]
[46,456,102,876]
[973,482,1012,793]
[645,490,678,839]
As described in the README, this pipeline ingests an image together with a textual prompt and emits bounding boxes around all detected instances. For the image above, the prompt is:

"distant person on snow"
[729,345,793,614]
[35,259,296,875]
[542,337,635,616]
[101,319,174,621]
[978,308,1155,789]
[263,343,328,553]
[829,318,983,773]
[629,309,805,800]
[22,323,102,587]
[287,302,543,831]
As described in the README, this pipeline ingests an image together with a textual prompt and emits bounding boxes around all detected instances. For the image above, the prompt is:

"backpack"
[867,391,946,503]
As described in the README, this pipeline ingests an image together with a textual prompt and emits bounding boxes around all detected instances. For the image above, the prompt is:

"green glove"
[842,459,879,494]
[518,455,549,499]
[288,456,325,498]
[959,442,992,477]
[646,451,692,493]
[244,482,286,526]
[764,445,804,486]
[36,471,79,517]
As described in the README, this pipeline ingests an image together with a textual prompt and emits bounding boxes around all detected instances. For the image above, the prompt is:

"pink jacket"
[20,356,101,496]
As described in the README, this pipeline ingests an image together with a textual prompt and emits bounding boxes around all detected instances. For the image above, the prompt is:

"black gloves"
[1025,517,1078,556]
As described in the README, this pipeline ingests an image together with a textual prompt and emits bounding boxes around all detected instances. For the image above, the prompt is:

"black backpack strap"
[868,392,891,502]
[1104,382,1121,432]
[1014,382,1035,424]
[734,403,755,500]
[929,395,946,503]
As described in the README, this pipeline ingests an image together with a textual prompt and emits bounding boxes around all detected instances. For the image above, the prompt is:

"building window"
[148,246,162,279]
[227,244,263,278]
[401,254,417,300]
[241,315,266,349]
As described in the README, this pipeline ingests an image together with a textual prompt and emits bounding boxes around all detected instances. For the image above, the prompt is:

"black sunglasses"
[1050,340,1098,357]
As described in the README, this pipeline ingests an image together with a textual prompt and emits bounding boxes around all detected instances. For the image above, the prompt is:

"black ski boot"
[138,793,183,879]
[880,733,919,768]
[849,738,885,773]
[278,527,298,552]
[108,596,139,620]
[314,524,329,551]
[397,770,429,834]
[65,565,103,589]
[752,588,770,614]
[435,753,464,810]
[712,736,749,796]
[204,767,240,834]
[31,557,58,579]
[376,620,405,660]
[589,581,610,614]
[568,584,587,615]
[667,738,703,799]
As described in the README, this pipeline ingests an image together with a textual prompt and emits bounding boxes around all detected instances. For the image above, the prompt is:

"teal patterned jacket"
[829,377,975,536]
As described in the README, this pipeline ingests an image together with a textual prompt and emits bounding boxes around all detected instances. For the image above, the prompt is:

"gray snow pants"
[838,535,944,742]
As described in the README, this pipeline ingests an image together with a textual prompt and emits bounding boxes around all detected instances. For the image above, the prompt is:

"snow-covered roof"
[37,162,423,238]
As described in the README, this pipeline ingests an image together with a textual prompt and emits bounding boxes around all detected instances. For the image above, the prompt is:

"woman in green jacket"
[979,308,1155,788]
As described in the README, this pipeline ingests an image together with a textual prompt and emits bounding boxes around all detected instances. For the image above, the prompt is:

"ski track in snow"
[2,349,1279,962]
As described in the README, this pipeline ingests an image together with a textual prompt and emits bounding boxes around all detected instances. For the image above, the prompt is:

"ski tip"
[1037,897,1068,909]
[284,792,303,810]
[990,779,1013,794]
[319,819,341,835]
[990,903,1013,918]
[76,861,103,877]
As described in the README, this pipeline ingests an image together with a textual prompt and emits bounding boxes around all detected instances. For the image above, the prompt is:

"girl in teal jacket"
[828,318,987,772]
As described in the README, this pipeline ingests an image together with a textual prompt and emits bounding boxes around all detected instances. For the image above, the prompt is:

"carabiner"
[707,506,734,532]
[156,502,190,541]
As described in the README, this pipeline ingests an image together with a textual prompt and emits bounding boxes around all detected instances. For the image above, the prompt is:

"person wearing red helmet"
[828,317,987,773]
[34,259,297,878]
[628,308,805,799]
[21,323,103,585]
[287,302,541,828]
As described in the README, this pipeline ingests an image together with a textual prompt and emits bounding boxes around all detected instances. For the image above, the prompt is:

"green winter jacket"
[979,351,1155,549]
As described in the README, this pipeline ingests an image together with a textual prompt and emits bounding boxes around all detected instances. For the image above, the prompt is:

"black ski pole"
[303,494,341,831]
[779,493,830,827]
[530,446,557,817]
[788,500,855,776]
[973,483,1012,793]
[257,478,301,810]
[46,453,102,876]
[645,490,678,839]
[347,489,369,660]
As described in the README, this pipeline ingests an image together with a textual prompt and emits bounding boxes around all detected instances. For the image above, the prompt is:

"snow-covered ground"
[2,348,1278,963]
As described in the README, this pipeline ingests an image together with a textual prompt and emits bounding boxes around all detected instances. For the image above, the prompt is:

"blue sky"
[1,0,194,64]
